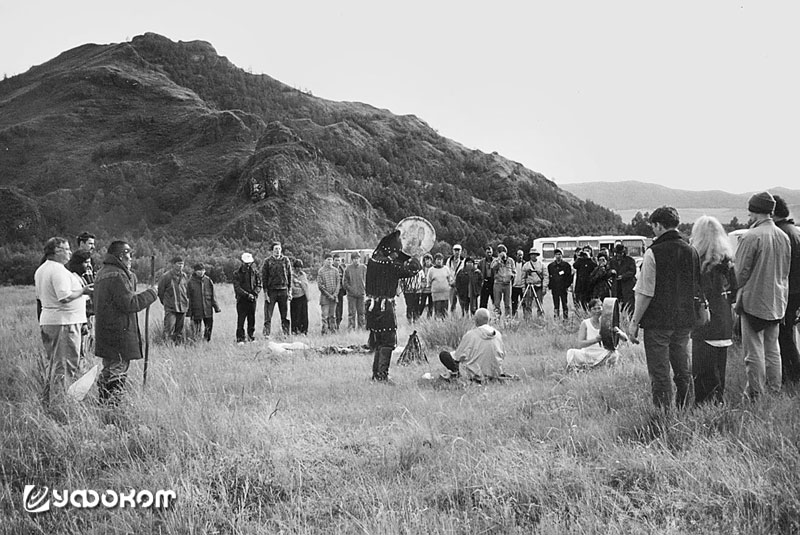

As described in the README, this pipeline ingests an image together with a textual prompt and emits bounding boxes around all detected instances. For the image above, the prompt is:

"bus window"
[541,242,555,261]
[557,241,578,255]
[622,240,645,258]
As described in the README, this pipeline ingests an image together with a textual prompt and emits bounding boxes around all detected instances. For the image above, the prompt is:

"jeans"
[264,290,289,336]
[511,286,524,316]
[40,324,81,396]
[264,289,290,336]
[433,300,448,319]
[321,296,337,333]
[493,282,512,318]
[348,295,366,328]
[163,311,185,343]
[552,290,569,319]
[741,314,781,398]
[191,317,214,342]
[643,327,691,409]
[419,293,433,318]
[98,355,130,405]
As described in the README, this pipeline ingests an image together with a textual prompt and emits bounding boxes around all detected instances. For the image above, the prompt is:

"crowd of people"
[32,190,800,405]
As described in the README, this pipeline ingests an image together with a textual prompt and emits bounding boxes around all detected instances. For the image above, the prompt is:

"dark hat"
[748,191,776,214]
[614,243,626,254]
[374,230,410,261]
[171,255,184,264]
[774,195,790,219]
[597,249,609,259]
[554,248,563,255]
[193,262,205,270]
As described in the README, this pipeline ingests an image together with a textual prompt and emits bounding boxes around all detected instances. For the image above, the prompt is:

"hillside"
[0,33,623,258]
[561,181,800,224]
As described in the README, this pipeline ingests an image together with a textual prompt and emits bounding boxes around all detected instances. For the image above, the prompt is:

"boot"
[376,347,393,381]
[371,349,381,380]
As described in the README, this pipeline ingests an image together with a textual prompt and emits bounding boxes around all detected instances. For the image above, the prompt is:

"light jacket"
[157,269,189,313]
[735,217,791,321]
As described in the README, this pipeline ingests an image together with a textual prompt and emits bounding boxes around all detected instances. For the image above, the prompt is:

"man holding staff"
[94,241,157,404]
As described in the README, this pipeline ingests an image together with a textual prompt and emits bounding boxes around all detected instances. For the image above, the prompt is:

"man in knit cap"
[365,230,421,382]
[773,195,800,384]
[735,191,791,399]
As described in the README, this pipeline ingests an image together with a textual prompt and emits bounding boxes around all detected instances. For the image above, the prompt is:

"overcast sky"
[2,1,798,194]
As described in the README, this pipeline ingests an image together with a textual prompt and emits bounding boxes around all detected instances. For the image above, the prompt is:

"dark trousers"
[371,330,397,381]
[511,287,524,316]
[192,317,214,342]
[780,293,800,384]
[291,295,309,335]
[433,300,448,319]
[643,328,691,410]
[459,297,470,316]
[480,280,493,309]
[692,339,728,405]
[236,299,257,342]
[264,289,290,336]
[552,290,569,319]
[419,293,433,318]
[404,292,421,323]
[336,290,345,328]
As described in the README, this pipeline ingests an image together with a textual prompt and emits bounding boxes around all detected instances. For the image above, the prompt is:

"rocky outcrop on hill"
[0,33,623,252]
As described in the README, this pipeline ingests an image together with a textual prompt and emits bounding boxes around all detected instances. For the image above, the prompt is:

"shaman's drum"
[396,216,436,258]
[600,297,621,350]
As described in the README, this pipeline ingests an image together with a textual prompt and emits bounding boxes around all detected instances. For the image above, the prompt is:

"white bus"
[531,235,651,264]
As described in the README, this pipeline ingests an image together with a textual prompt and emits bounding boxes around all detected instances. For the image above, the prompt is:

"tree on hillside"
[725,216,749,232]
[627,211,653,237]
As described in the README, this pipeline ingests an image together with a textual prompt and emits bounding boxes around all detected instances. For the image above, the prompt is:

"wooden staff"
[143,255,155,388]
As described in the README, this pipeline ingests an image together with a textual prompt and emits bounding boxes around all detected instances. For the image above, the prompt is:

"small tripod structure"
[397,330,428,365]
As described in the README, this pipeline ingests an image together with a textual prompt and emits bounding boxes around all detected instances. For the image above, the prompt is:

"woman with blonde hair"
[690,215,738,404]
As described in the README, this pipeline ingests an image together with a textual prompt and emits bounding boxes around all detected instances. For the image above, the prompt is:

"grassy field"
[2,283,799,534]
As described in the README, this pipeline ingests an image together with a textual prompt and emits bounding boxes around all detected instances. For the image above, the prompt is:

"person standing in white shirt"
[34,237,93,399]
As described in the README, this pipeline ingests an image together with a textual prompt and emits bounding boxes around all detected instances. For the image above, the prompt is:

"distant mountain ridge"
[0,33,624,255]
[560,181,800,224]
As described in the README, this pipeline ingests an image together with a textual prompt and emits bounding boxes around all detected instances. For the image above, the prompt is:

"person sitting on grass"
[566,298,627,370]
[439,308,506,383]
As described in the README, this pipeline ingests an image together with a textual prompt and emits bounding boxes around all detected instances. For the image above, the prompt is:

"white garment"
[566,318,618,368]
[35,260,87,326]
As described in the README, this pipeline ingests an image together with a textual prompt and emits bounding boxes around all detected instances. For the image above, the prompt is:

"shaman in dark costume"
[366,230,422,381]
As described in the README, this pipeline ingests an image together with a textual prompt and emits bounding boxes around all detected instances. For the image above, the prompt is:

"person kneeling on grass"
[439,308,507,383]
[566,298,627,370]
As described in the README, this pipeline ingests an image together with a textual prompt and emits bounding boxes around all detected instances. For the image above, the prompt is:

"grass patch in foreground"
[2,284,800,534]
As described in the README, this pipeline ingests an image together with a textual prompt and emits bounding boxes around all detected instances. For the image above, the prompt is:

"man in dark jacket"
[610,244,638,314]
[629,207,700,410]
[477,246,494,309]
[187,263,221,342]
[547,249,573,320]
[261,241,292,337]
[572,246,597,311]
[94,240,157,404]
[773,195,800,384]
[233,252,261,343]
